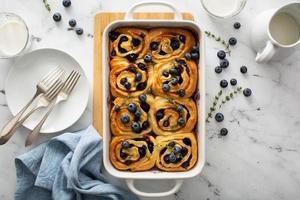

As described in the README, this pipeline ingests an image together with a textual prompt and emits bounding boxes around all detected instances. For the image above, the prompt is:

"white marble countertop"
[1,0,300,199]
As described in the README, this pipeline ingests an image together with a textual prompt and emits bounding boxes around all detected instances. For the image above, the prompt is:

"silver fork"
[25,70,81,146]
[0,67,64,145]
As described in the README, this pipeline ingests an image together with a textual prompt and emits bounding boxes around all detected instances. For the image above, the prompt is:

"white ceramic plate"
[5,48,89,133]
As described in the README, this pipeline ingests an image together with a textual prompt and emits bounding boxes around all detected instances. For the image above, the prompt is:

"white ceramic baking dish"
[102,1,205,197]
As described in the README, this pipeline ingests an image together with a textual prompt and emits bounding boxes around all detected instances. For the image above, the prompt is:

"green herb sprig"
[204,31,231,55]
[206,90,223,122]
[43,0,51,12]
[219,87,242,109]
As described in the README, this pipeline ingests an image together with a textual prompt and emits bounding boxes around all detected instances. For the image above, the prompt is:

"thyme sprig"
[204,31,231,55]
[42,0,51,12]
[219,87,242,109]
[206,90,223,122]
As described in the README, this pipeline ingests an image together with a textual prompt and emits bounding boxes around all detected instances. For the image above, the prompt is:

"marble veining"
[0,0,300,199]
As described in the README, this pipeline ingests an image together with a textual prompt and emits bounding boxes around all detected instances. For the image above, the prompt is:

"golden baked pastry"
[110,135,157,171]
[110,57,153,97]
[152,58,198,98]
[148,28,196,62]
[109,28,149,61]
[149,96,197,136]
[110,95,153,136]
[156,133,197,171]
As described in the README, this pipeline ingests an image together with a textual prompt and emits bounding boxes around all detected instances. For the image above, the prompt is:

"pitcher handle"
[255,41,277,63]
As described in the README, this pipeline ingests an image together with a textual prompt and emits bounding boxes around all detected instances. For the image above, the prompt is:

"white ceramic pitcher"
[251,2,300,63]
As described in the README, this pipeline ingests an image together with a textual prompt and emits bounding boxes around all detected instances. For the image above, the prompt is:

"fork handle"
[0,92,40,145]
[25,101,56,146]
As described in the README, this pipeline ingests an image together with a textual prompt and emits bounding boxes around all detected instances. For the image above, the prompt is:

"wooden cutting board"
[93,12,194,135]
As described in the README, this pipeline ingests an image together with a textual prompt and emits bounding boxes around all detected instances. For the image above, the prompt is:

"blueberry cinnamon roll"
[156,133,197,171]
[149,96,197,136]
[110,57,153,97]
[110,135,157,171]
[110,95,153,136]
[148,28,196,62]
[152,58,197,98]
[109,28,149,62]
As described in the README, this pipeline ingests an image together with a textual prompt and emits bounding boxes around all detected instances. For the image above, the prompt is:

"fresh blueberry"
[215,66,222,74]
[131,122,141,133]
[162,70,169,77]
[217,50,226,59]
[171,38,180,50]
[220,79,228,88]
[141,102,150,113]
[234,22,241,29]
[53,13,62,22]
[142,121,150,130]
[164,155,170,163]
[150,42,159,50]
[181,147,188,156]
[121,141,131,149]
[229,37,237,45]
[136,82,147,91]
[134,110,142,118]
[138,146,146,158]
[220,59,229,68]
[220,128,228,136]
[181,161,189,168]
[126,53,138,62]
[120,151,128,159]
[120,115,130,124]
[109,31,119,41]
[169,68,179,76]
[68,19,76,27]
[75,28,83,35]
[184,52,192,60]
[120,36,128,42]
[129,66,137,73]
[179,35,186,43]
[168,152,177,163]
[230,78,237,86]
[243,88,252,97]
[215,113,224,122]
[191,46,199,53]
[114,105,120,112]
[138,94,147,102]
[120,77,127,85]
[171,77,179,85]
[163,120,169,127]
[124,82,131,90]
[178,89,185,97]
[62,0,71,7]
[132,38,141,47]
[162,84,170,92]
[240,66,247,74]
[144,54,152,63]
[127,103,137,113]
[173,146,182,154]
[156,110,164,120]
[137,63,147,71]
[177,117,186,126]
[183,138,191,146]
[176,105,183,113]
[135,73,142,82]
[191,52,199,60]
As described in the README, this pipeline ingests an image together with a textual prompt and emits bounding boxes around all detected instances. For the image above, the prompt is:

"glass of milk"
[201,0,247,19]
[0,13,30,58]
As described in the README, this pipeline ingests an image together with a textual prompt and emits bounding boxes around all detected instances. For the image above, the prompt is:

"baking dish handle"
[126,179,183,197]
[124,1,182,20]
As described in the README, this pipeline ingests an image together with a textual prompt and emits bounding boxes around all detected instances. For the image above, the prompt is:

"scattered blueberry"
[230,78,237,86]
[127,103,137,113]
[220,59,229,68]
[168,152,177,163]
[124,82,131,90]
[178,89,185,97]
[135,73,142,82]
[131,122,141,133]
[126,53,138,62]
[144,54,152,63]
[240,66,247,74]
[177,117,186,126]
[176,105,183,113]
[215,66,222,74]
[234,22,241,29]
[220,79,228,88]
[53,13,62,22]
[243,88,252,97]
[162,70,169,77]
[229,37,237,46]
[75,28,83,35]
[132,38,141,47]
[150,42,159,50]
[179,35,186,43]
[62,0,71,7]
[184,52,192,60]
[120,115,130,124]
[68,19,76,27]
[137,63,147,71]
[121,141,131,149]
[217,50,226,59]
[215,113,224,122]
[138,94,147,102]
[171,38,180,50]
[162,84,170,92]
[220,128,228,136]
[156,110,164,120]
[191,52,199,60]
[171,77,179,85]
[120,77,127,85]
[108,31,119,41]
[114,105,120,112]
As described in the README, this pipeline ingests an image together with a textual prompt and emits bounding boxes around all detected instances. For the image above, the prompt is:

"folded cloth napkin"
[15,126,138,200]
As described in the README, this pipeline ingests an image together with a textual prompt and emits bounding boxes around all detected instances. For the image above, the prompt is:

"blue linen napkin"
[15,126,138,200]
